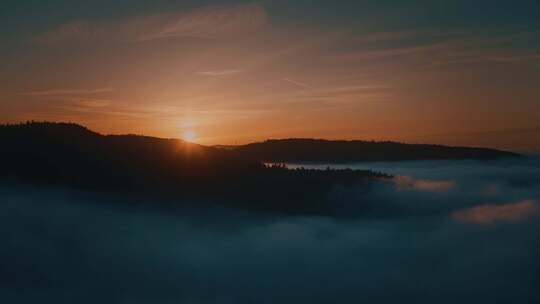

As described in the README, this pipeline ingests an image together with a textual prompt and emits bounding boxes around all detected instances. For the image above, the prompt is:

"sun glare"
[182,130,197,142]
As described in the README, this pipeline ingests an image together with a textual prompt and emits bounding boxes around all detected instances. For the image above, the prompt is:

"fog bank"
[1,158,539,303]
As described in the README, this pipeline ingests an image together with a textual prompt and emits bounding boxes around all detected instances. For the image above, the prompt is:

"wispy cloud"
[314,84,388,94]
[488,53,540,63]
[359,30,439,43]
[328,31,540,69]
[280,83,392,107]
[137,4,266,41]
[452,200,540,224]
[74,100,111,108]
[19,88,114,96]
[329,41,452,62]
[283,78,310,88]
[36,4,267,44]
[196,70,241,77]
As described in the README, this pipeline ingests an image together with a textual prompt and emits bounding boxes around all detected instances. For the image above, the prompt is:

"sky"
[1,0,539,150]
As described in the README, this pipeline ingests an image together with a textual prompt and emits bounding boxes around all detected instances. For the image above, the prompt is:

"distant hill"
[228,138,519,163]
[0,122,252,188]
[0,122,386,215]
[1,122,519,214]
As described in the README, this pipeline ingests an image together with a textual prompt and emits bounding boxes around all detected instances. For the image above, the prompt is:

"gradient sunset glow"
[1,1,539,150]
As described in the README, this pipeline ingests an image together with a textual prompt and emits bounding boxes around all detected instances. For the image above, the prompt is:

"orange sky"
[1,2,539,151]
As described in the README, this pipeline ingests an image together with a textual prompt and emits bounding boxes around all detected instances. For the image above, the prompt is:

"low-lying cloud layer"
[394,175,456,192]
[452,200,539,224]
[1,157,539,303]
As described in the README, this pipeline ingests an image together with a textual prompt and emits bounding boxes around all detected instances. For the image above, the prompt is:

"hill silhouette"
[0,122,519,214]
[229,138,518,163]
[0,122,389,215]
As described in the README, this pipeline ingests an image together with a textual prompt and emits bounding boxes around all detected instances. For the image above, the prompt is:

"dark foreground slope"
[0,122,387,215]
[230,138,518,163]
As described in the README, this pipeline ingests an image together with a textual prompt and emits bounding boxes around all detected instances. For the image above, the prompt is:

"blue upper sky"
[3,0,540,31]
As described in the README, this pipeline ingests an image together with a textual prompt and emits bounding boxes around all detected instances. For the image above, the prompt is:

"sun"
[182,130,197,142]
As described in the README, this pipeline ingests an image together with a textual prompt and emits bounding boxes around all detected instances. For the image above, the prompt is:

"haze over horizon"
[1,0,539,151]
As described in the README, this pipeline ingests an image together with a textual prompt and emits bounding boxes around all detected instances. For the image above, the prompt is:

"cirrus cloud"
[19,88,114,96]
[35,4,267,44]
[196,69,242,77]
